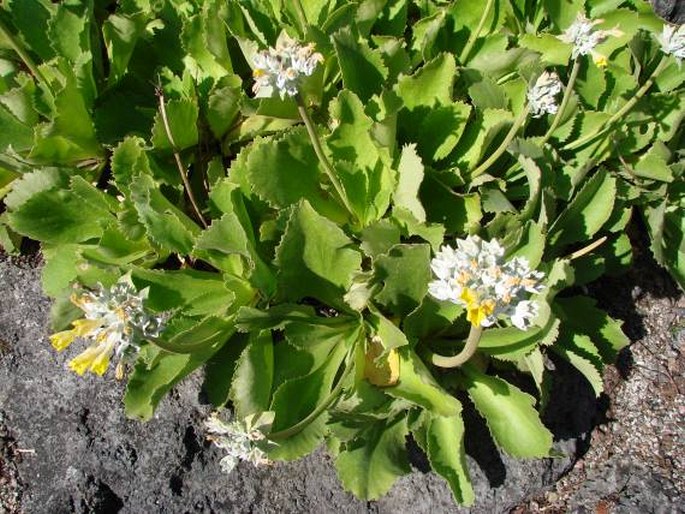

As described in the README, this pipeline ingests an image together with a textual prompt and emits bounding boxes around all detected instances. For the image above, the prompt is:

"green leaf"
[386,348,461,417]
[3,167,67,210]
[203,332,248,407]
[5,0,56,61]
[360,219,401,258]
[30,59,102,163]
[206,82,241,139]
[230,330,274,418]
[102,12,149,85]
[269,342,348,460]
[366,306,409,350]
[0,103,33,153]
[552,338,604,397]
[424,413,474,506]
[334,415,410,500]
[421,177,482,235]
[275,200,362,309]
[393,144,425,222]
[7,189,104,244]
[244,128,327,210]
[543,0,584,29]
[131,268,238,316]
[463,364,553,458]
[326,90,394,225]
[125,342,226,420]
[519,34,573,66]
[548,169,616,249]
[410,9,447,61]
[478,315,560,361]
[554,296,629,362]
[452,108,514,172]
[333,26,388,102]
[151,97,199,151]
[193,213,250,272]
[374,243,431,317]
[129,173,201,255]
[394,53,456,110]
[181,1,233,80]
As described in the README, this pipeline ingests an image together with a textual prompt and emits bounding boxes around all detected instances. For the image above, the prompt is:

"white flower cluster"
[558,13,622,65]
[658,24,685,64]
[204,412,271,474]
[50,276,166,376]
[428,236,545,330]
[252,36,323,98]
[528,71,563,117]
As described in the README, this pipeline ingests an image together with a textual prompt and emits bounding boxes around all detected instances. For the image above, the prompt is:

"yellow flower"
[461,288,496,327]
[592,51,608,68]
[68,346,103,376]
[50,330,77,351]
[68,341,115,376]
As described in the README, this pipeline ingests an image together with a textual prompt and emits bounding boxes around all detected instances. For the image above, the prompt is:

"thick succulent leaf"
[268,343,348,460]
[230,330,274,418]
[463,364,553,458]
[326,90,394,225]
[373,243,431,317]
[333,26,388,102]
[125,338,229,420]
[7,188,105,244]
[129,173,201,255]
[385,348,461,417]
[275,200,362,309]
[548,169,616,250]
[393,143,426,223]
[151,97,199,151]
[334,415,410,500]
[423,413,474,506]
[130,267,239,317]
[394,53,455,110]
[554,296,629,362]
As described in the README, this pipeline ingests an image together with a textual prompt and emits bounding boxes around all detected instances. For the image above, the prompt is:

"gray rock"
[0,256,585,513]
[651,0,685,23]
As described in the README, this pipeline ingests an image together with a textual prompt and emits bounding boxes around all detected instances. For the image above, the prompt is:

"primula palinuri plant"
[0,0,682,506]
[50,276,166,377]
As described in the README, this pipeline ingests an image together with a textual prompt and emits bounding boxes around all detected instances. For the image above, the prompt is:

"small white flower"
[49,275,167,376]
[205,411,273,474]
[658,24,685,64]
[427,235,545,329]
[252,35,323,98]
[528,71,563,118]
[558,13,623,66]
[510,300,539,330]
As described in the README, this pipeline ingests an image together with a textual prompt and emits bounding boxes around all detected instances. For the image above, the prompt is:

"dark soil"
[0,233,683,513]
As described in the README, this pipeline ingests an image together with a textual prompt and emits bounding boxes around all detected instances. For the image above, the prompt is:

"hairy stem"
[157,91,208,228]
[564,56,668,151]
[567,235,608,260]
[542,57,580,144]
[470,104,530,179]
[460,0,495,63]
[296,95,357,223]
[429,324,484,368]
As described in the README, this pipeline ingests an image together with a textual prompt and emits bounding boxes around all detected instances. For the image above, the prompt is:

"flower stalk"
[156,90,208,228]
[470,104,530,179]
[430,324,484,368]
[564,56,668,151]
[460,0,495,63]
[296,95,358,224]
[542,57,580,143]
